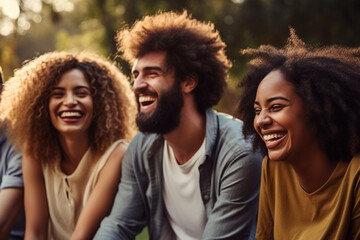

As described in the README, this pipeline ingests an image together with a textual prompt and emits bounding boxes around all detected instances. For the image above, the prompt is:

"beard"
[136,81,184,134]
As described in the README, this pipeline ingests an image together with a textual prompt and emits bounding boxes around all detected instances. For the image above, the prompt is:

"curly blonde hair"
[0,51,137,162]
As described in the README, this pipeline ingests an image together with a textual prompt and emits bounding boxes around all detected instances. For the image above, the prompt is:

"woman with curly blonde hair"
[0,51,137,240]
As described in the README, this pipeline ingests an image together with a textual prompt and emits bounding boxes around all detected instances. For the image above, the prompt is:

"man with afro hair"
[95,11,262,240]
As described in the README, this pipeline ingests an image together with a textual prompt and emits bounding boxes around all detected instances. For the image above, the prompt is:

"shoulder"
[213,110,244,130]
[127,132,162,155]
[213,111,258,161]
[0,133,23,188]
[215,111,246,144]
[0,132,22,160]
[97,141,128,180]
[342,154,360,183]
[339,154,360,180]
[261,156,278,183]
[349,154,360,169]
[103,140,128,165]
[111,140,128,156]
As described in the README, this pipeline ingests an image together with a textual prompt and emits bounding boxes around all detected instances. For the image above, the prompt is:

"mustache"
[135,89,158,98]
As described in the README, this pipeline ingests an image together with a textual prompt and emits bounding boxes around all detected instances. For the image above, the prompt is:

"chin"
[58,127,89,135]
[268,152,286,161]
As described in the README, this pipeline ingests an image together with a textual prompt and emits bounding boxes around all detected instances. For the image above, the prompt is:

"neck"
[164,105,206,165]
[290,146,337,193]
[58,132,90,174]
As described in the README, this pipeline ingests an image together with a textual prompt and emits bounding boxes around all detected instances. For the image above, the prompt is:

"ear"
[181,73,198,94]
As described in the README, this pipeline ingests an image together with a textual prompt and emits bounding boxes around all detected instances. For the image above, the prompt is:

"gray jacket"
[0,129,25,239]
[95,109,262,240]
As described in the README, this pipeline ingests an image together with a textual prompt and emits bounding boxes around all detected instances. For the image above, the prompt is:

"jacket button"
[204,195,209,200]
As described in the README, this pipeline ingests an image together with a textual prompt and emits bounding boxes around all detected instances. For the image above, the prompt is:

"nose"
[64,93,77,106]
[254,110,272,128]
[133,75,147,93]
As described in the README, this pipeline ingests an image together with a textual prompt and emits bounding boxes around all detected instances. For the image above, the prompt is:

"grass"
[136,227,149,240]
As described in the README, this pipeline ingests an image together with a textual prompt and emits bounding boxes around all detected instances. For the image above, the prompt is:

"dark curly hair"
[0,66,3,91]
[0,51,137,163]
[116,10,232,112]
[237,29,360,162]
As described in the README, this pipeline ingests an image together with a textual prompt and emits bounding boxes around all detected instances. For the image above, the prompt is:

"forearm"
[23,154,49,240]
[24,229,48,240]
[71,143,127,240]
[94,180,147,240]
[0,188,24,238]
[94,160,147,239]
[24,197,49,240]
[95,137,149,239]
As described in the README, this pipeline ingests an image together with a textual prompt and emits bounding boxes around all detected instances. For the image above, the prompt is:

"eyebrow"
[132,66,166,74]
[52,86,91,91]
[254,96,290,105]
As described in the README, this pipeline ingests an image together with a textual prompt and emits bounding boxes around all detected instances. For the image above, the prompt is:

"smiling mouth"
[263,133,285,142]
[138,96,156,107]
[60,111,83,119]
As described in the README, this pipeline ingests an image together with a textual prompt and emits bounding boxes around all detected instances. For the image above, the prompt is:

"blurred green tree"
[1,0,360,114]
[0,0,75,78]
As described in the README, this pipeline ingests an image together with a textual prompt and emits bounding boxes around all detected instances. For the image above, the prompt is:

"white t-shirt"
[162,138,207,240]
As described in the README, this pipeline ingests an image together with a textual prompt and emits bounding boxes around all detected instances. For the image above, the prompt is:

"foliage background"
[0,0,359,239]
[1,0,360,115]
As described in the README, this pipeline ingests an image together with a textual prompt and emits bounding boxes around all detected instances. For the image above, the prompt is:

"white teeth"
[60,112,81,118]
[139,96,156,103]
[263,133,285,141]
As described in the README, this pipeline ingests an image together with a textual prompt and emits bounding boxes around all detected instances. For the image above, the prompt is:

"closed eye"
[269,104,285,112]
[76,90,90,97]
[254,107,261,115]
[51,91,64,98]
[148,72,159,78]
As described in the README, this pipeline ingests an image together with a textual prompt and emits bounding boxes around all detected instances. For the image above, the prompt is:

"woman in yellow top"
[237,29,360,240]
[0,52,137,239]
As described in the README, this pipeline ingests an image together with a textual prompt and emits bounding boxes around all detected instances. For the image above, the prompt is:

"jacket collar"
[147,108,219,159]
[204,108,219,158]
[0,128,6,145]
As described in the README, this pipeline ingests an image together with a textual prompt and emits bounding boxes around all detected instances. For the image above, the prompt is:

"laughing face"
[49,68,93,137]
[132,51,183,134]
[253,70,315,162]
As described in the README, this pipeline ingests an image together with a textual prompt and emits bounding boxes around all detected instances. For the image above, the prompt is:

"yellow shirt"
[256,155,360,240]
[43,139,125,240]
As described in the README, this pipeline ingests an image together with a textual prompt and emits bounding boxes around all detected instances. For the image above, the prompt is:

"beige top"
[43,139,126,240]
[256,155,360,240]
